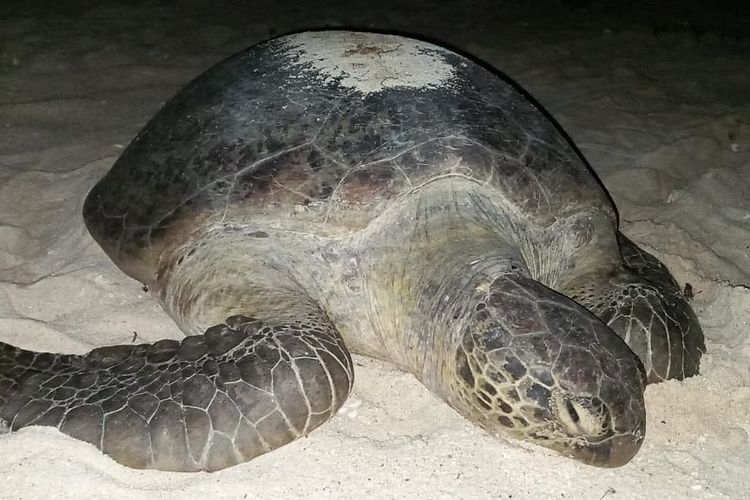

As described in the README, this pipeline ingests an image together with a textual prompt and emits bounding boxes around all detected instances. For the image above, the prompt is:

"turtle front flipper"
[565,233,705,383]
[0,314,352,471]
[616,232,683,295]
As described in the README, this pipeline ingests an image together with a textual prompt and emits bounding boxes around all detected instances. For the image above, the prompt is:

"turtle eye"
[554,394,612,438]
[565,399,580,424]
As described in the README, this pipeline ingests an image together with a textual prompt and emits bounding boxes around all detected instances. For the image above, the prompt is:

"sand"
[0,1,748,499]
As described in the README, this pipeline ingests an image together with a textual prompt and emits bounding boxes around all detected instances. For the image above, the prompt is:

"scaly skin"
[446,274,645,467]
[0,314,352,471]
[565,233,705,382]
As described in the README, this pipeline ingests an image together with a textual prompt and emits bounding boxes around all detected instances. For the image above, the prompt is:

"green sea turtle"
[0,31,705,471]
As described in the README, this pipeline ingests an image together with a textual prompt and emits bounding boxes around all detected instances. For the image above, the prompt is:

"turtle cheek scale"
[444,273,646,468]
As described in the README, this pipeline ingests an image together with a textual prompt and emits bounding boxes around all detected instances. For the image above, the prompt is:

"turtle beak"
[566,423,646,468]
[548,385,646,468]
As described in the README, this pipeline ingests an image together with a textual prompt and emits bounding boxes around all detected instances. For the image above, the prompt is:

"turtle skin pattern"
[0,314,352,471]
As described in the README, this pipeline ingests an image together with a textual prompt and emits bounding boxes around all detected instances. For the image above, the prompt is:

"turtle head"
[445,273,646,467]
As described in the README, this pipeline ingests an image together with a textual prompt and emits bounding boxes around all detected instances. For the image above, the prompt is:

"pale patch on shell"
[283,31,457,94]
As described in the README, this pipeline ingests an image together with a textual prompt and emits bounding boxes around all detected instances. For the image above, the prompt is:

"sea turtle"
[0,31,705,472]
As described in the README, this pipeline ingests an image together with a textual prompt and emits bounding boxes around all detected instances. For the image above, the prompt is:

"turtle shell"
[84,31,614,281]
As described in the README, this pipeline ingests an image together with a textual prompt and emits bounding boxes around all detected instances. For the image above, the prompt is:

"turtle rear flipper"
[0,315,352,471]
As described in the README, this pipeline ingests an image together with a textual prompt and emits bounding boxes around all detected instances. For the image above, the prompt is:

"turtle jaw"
[555,424,646,468]
[544,387,646,467]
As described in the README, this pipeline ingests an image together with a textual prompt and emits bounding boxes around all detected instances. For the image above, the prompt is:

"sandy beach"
[0,1,748,498]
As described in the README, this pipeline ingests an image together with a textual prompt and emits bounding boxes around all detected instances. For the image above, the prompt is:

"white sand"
[1,2,748,499]
[284,31,457,94]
